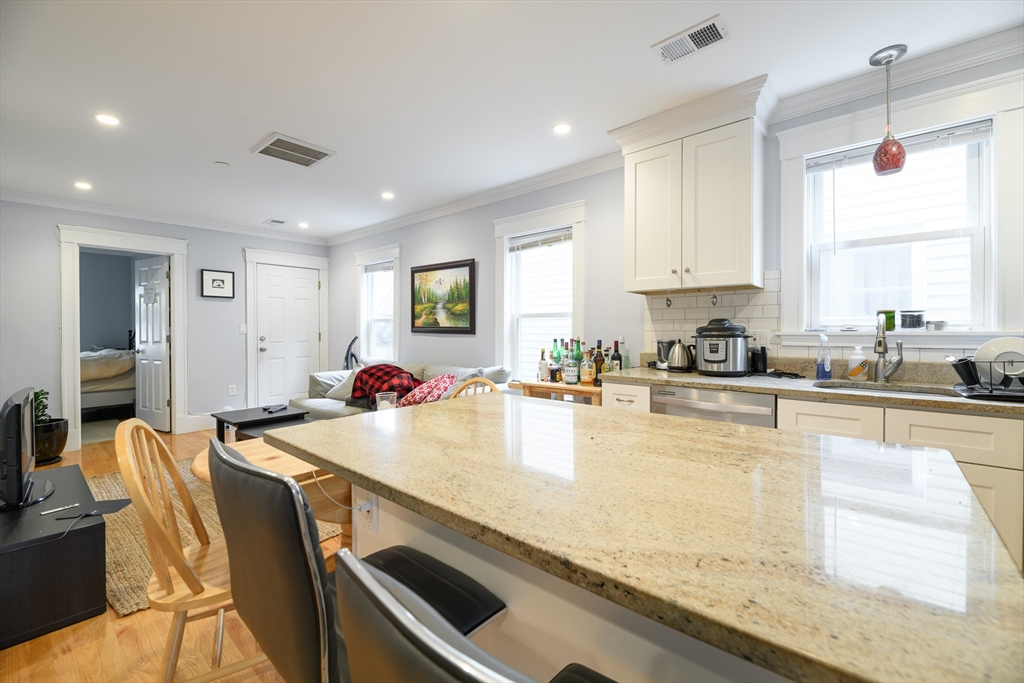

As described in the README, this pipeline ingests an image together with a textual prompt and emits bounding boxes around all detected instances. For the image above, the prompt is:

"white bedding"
[81,367,136,393]
[81,348,135,381]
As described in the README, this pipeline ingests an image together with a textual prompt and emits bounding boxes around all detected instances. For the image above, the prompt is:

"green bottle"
[552,338,561,364]
[573,338,583,363]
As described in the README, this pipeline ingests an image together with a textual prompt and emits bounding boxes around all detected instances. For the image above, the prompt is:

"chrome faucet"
[873,313,904,382]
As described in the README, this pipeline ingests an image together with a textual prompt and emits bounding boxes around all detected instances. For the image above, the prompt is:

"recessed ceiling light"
[552,123,571,135]
[381,191,394,200]
[95,114,119,126]
[298,222,309,229]
[74,181,92,190]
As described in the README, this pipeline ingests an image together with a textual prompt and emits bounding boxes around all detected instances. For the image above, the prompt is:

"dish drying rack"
[954,359,1024,402]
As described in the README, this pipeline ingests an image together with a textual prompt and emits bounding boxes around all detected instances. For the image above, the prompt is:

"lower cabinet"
[777,399,884,441]
[601,383,651,412]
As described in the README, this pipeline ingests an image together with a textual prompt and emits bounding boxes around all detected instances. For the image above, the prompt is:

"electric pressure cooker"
[692,319,750,377]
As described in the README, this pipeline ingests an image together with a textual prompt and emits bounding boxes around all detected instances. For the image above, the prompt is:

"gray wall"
[79,251,132,350]
[0,200,328,416]
[330,167,645,369]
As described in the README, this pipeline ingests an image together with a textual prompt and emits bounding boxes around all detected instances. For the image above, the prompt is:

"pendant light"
[869,44,908,176]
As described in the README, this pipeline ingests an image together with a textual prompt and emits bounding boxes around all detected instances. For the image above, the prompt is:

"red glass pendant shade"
[873,134,906,175]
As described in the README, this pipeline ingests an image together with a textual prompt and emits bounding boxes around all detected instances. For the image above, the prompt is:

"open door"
[134,255,171,431]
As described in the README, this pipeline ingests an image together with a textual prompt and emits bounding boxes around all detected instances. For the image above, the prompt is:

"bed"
[80,348,136,417]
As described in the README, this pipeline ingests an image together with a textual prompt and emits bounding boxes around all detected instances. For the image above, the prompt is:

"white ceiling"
[2,1,1021,241]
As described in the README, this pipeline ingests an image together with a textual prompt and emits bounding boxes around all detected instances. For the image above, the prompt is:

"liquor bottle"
[594,341,604,376]
[562,342,571,379]
[563,351,579,385]
[551,338,559,364]
[553,339,562,364]
[618,336,630,370]
[580,351,595,385]
[573,338,583,363]
[548,353,561,382]
[610,341,622,372]
[537,349,547,381]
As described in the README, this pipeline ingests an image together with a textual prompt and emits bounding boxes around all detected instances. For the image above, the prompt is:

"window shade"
[508,226,573,252]
[363,261,393,274]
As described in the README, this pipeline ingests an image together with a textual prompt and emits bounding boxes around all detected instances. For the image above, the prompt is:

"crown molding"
[771,25,1024,125]
[0,189,329,246]
[607,74,775,153]
[326,151,623,246]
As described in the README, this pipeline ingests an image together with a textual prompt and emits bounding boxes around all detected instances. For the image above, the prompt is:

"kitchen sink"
[813,380,959,397]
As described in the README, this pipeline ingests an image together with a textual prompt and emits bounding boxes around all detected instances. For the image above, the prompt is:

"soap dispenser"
[816,334,832,381]
[848,346,869,382]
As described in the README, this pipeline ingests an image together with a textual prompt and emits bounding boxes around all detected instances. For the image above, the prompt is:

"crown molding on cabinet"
[326,151,623,246]
[607,74,777,155]
[770,25,1024,125]
[0,188,329,246]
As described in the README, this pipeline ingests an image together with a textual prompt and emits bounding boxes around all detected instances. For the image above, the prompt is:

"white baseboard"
[65,429,81,453]
[175,413,216,434]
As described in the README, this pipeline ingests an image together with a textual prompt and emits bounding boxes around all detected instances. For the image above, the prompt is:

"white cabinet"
[884,409,1024,571]
[777,399,884,440]
[680,119,763,289]
[623,140,682,292]
[622,119,763,293]
[602,382,651,412]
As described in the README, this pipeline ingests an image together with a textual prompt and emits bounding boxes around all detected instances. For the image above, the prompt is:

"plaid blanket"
[347,364,422,411]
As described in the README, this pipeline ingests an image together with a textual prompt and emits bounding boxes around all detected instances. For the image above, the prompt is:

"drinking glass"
[375,392,398,410]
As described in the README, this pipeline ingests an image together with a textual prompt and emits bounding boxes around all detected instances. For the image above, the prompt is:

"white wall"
[330,168,644,369]
[79,251,133,350]
[0,200,328,417]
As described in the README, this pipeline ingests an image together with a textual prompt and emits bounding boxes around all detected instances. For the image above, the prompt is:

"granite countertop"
[266,394,1024,683]
[601,367,1024,416]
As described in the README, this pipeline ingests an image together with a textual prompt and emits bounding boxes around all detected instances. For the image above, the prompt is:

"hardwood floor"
[0,429,340,683]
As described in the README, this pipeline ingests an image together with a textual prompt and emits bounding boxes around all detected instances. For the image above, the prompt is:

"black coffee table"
[211,406,310,442]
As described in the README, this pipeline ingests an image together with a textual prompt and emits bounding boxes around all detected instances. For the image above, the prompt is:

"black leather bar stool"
[336,547,618,683]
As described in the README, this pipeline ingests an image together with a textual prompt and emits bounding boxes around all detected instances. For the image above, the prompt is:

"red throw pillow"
[397,374,458,407]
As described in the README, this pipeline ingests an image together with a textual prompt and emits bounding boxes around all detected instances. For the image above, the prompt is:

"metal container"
[900,310,925,329]
[667,339,695,372]
[692,319,750,377]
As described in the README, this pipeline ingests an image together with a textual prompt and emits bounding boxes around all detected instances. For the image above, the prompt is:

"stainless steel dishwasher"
[650,385,776,427]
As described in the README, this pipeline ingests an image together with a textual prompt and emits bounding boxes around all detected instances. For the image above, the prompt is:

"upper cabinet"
[610,75,775,294]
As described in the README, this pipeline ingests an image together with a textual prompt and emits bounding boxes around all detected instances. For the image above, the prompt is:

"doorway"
[59,225,191,452]
[243,249,329,408]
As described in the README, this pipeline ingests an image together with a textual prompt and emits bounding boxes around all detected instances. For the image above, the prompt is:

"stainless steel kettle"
[667,339,695,371]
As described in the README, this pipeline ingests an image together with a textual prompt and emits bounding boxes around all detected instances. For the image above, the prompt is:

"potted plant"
[33,390,68,465]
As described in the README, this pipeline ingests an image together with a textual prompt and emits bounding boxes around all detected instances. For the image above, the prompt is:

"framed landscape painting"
[411,259,475,334]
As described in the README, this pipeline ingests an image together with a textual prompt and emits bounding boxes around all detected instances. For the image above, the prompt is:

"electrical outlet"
[357,490,379,534]
[227,384,236,396]
[239,323,246,334]
[750,330,771,347]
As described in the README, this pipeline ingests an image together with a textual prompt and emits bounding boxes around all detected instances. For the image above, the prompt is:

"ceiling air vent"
[652,15,729,64]
[262,219,287,226]
[251,133,335,168]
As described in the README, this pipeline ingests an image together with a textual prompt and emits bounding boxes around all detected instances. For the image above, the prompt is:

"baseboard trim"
[175,414,216,434]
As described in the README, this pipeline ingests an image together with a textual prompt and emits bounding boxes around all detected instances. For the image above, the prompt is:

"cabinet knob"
[683,267,691,273]
[671,268,678,274]
[259,346,267,352]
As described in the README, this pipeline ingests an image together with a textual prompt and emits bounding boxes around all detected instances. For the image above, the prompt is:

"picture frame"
[201,269,235,298]
[411,258,475,334]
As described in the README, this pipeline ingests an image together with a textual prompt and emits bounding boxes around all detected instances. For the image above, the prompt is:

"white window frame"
[494,201,586,375]
[777,70,1024,347]
[356,244,401,361]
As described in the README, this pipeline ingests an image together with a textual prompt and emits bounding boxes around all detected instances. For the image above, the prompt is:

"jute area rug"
[87,457,341,617]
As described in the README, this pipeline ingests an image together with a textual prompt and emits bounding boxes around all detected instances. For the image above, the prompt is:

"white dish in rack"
[974,337,1024,385]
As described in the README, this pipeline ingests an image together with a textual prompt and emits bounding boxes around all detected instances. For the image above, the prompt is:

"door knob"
[259,346,267,352]
[259,336,266,342]
[671,268,678,274]
[683,267,691,273]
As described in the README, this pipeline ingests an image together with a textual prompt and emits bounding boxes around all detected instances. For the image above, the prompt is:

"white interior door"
[134,255,171,431]
[256,264,320,406]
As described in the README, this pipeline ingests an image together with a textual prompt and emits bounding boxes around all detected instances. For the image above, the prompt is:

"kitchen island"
[265,393,1024,683]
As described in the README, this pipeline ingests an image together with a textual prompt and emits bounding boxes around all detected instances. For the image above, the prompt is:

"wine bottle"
[537,349,547,381]
[610,341,622,372]
[618,336,630,370]
[573,338,583,363]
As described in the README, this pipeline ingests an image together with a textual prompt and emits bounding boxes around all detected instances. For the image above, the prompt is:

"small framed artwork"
[201,269,235,298]
[411,258,475,335]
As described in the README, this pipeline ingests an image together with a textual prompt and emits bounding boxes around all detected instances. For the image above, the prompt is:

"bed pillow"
[325,370,359,401]
[397,374,458,408]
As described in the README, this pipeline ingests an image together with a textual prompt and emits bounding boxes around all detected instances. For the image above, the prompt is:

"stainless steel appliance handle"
[653,395,772,416]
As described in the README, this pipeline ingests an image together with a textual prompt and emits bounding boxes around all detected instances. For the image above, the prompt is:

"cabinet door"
[958,463,1024,572]
[884,408,1024,470]
[777,399,884,440]
[602,383,651,412]
[624,141,682,292]
[681,119,762,288]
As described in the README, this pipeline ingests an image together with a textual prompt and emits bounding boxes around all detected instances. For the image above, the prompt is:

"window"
[508,227,574,381]
[805,120,991,329]
[362,261,395,359]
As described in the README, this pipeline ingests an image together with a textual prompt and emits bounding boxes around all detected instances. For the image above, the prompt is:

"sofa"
[289,361,514,421]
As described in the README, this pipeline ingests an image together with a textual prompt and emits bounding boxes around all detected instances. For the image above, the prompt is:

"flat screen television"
[0,387,54,510]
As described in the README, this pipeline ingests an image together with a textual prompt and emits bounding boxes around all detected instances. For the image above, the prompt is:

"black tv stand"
[0,477,55,511]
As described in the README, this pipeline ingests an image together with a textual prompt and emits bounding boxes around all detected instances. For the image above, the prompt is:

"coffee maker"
[656,340,674,370]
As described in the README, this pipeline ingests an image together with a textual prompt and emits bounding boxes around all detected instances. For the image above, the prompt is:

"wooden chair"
[114,419,268,683]
[451,377,499,398]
